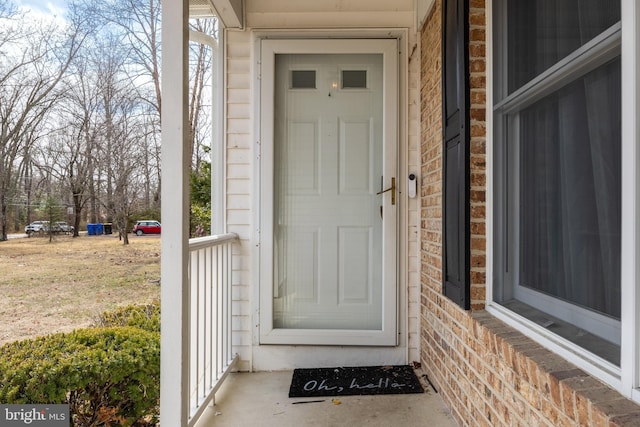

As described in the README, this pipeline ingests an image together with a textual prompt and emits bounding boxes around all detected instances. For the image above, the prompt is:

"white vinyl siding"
[245,0,414,28]
[226,29,253,371]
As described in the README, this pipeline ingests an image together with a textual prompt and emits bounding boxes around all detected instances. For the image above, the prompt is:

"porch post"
[160,0,190,425]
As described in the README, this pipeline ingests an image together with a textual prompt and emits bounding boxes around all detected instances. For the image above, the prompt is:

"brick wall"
[419,1,640,426]
[468,0,486,310]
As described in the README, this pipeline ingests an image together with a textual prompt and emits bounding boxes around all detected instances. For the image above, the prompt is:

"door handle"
[376,177,396,205]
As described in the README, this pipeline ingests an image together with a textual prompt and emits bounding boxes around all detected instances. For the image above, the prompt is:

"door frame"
[257,37,399,346]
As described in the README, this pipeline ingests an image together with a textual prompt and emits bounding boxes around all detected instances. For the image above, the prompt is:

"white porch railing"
[187,233,239,426]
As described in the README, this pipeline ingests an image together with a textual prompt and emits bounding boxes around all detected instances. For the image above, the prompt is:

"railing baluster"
[197,249,202,406]
[228,243,233,364]
[225,243,231,365]
[217,244,223,375]
[186,233,239,427]
[221,245,226,373]
[207,245,213,394]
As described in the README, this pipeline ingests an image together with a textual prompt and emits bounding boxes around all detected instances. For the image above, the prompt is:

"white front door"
[260,39,398,346]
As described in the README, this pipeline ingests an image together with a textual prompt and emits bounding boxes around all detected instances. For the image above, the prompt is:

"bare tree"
[189,18,215,168]
[76,0,163,210]
[106,97,147,245]
[83,32,149,244]
[78,0,161,120]
[0,1,216,239]
[65,63,101,237]
[37,125,94,238]
[78,0,216,173]
[0,4,90,240]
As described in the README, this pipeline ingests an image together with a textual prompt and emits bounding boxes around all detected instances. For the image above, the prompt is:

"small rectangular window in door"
[291,70,316,89]
[342,70,367,89]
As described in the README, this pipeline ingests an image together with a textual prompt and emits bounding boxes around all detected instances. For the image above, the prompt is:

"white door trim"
[258,38,399,346]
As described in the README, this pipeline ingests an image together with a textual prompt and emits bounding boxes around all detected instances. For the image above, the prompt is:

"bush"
[93,302,160,334]
[190,204,211,237]
[0,327,160,426]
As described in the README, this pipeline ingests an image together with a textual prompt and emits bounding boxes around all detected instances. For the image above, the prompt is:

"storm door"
[260,39,398,346]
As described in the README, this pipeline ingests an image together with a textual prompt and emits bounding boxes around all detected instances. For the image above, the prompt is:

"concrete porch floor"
[195,370,458,427]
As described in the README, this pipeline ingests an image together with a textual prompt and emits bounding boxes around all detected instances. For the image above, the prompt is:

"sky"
[18,0,67,17]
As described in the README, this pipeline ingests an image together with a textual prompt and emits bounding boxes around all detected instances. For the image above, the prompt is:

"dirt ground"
[0,234,160,346]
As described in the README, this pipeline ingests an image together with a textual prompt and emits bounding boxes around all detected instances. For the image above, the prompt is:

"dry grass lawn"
[0,234,160,345]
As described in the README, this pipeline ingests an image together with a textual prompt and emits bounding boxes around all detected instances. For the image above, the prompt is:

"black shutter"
[442,0,470,309]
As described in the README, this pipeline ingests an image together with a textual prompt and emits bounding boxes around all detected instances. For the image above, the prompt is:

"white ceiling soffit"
[416,0,435,29]
[189,0,243,28]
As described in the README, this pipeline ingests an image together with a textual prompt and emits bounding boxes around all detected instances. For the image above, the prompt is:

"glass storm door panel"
[260,40,398,346]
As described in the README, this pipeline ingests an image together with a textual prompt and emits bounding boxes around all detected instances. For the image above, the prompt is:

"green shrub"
[0,327,160,426]
[190,204,211,237]
[94,302,160,333]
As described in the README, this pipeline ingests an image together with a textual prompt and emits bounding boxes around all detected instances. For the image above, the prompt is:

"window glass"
[291,70,316,89]
[342,70,367,89]
[494,0,621,364]
[507,0,620,93]
[518,58,621,318]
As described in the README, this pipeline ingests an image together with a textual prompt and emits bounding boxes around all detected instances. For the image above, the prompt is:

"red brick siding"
[468,0,486,310]
[419,1,640,426]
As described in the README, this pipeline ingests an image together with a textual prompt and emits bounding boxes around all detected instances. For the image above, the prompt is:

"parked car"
[132,220,161,236]
[52,221,74,234]
[24,221,49,235]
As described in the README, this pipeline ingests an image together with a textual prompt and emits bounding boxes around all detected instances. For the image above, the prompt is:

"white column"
[160,0,190,425]
[212,32,225,234]
[189,28,225,235]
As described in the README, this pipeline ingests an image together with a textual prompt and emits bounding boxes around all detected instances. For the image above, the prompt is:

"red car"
[132,220,161,235]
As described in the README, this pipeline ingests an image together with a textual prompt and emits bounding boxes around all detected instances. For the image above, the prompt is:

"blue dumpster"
[87,223,96,235]
[95,223,104,235]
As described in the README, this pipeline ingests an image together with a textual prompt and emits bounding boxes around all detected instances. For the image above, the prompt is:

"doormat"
[288,365,424,397]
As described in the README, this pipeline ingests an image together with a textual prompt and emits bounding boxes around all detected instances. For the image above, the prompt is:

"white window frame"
[486,0,640,402]
[504,25,621,349]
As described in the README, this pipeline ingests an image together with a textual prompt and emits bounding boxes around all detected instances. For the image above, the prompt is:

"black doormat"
[289,365,424,397]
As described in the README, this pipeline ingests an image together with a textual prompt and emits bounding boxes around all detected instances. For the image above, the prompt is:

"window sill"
[471,310,640,424]
[499,299,619,365]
